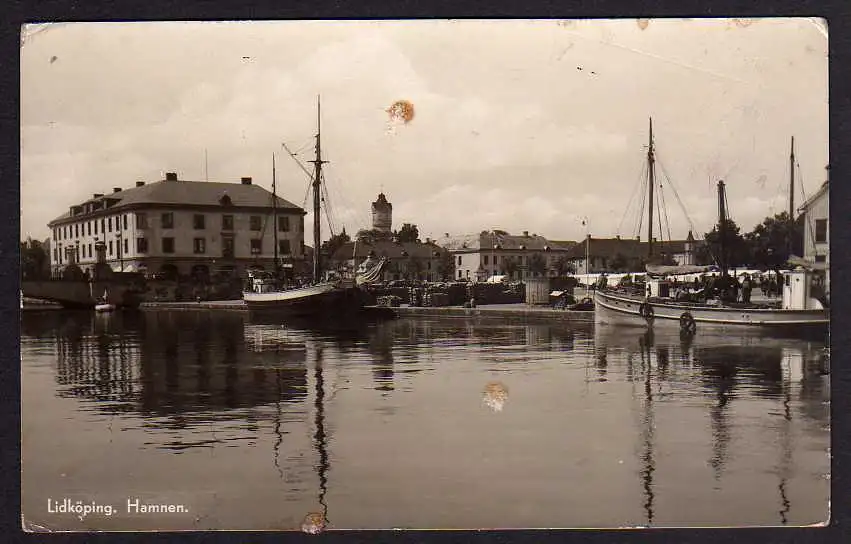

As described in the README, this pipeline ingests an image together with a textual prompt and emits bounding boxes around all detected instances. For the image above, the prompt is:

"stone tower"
[371,193,393,233]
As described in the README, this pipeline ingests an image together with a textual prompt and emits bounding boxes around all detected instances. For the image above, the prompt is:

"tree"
[609,253,629,272]
[21,238,49,280]
[500,256,519,279]
[551,255,575,276]
[320,228,351,258]
[528,253,547,277]
[355,228,391,243]
[699,218,749,268]
[395,223,419,243]
[437,250,454,281]
[744,212,804,268]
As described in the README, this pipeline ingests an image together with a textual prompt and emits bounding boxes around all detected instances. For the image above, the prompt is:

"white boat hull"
[94,304,116,313]
[243,282,365,318]
[594,289,828,336]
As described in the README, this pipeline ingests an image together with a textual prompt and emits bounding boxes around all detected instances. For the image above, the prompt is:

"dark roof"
[330,240,447,261]
[49,178,304,225]
[438,231,575,252]
[565,237,694,259]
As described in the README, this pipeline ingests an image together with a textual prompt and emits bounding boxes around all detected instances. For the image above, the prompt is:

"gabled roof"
[798,181,828,212]
[49,178,304,225]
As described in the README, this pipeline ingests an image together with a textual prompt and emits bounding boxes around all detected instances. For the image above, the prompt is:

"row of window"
[54,213,296,242]
[53,237,298,263]
[54,215,128,241]
[137,212,292,232]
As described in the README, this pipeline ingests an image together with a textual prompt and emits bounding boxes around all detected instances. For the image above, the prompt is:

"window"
[484,255,489,265]
[250,238,262,254]
[458,255,462,265]
[193,214,205,229]
[87,222,91,236]
[88,243,92,258]
[222,236,235,258]
[94,220,98,235]
[278,216,290,232]
[250,216,262,231]
[815,255,826,263]
[75,224,79,237]
[279,239,291,255]
[193,238,206,254]
[136,212,148,229]
[124,239,128,254]
[136,238,148,253]
[100,219,105,234]
[109,240,114,256]
[53,249,57,262]
[123,215,128,230]
[222,214,234,231]
[108,217,113,233]
[161,213,174,229]
[162,237,175,254]
[815,219,827,243]
[458,270,462,278]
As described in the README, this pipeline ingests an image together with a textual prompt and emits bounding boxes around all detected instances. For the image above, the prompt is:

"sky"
[20,19,828,244]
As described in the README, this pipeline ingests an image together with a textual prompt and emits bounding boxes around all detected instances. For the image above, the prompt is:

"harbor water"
[21,310,830,530]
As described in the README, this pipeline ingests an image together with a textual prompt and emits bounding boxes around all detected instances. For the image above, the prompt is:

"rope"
[659,182,673,243]
[656,154,696,235]
[635,167,647,240]
[617,159,648,237]
[656,180,664,244]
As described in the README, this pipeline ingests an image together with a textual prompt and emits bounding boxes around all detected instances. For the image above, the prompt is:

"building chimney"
[636,236,640,242]
[113,187,121,193]
[444,232,449,238]
[523,231,529,237]
[616,235,620,240]
[136,181,145,187]
[165,172,178,181]
[241,177,252,185]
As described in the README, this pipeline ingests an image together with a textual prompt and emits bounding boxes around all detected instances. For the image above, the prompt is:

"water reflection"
[595,325,829,527]
[21,311,829,529]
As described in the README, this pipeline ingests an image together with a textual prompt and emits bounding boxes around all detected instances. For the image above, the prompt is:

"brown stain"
[637,19,650,31]
[387,100,415,124]
[483,381,509,412]
[300,512,327,534]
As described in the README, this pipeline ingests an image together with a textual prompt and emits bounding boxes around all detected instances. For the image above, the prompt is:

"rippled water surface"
[21,310,830,530]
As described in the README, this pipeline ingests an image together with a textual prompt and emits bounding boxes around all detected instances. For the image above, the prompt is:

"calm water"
[21,310,830,530]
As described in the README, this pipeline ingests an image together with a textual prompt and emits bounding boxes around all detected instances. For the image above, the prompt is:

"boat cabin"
[247,271,278,294]
[782,268,826,310]
[646,278,671,298]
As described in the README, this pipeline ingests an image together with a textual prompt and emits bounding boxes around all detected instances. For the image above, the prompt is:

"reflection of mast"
[708,363,733,481]
[638,330,656,526]
[777,357,794,524]
[273,370,284,480]
[313,347,330,521]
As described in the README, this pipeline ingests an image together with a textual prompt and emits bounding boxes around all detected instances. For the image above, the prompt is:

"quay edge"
[137,301,595,322]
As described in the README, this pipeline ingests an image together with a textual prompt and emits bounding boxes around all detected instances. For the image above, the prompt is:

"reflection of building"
[48,312,308,418]
[438,230,575,281]
[47,173,306,279]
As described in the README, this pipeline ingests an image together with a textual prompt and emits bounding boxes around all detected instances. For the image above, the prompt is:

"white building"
[47,173,306,279]
[798,180,829,288]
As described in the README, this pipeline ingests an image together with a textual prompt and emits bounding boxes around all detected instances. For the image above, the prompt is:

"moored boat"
[243,97,387,317]
[594,124,828,338]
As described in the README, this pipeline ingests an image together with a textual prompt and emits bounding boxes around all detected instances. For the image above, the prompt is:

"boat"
[243,98,387,317]
[94,288,116,313]
[594,122,828,337]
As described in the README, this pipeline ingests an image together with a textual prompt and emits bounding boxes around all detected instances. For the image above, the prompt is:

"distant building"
[798,180,829,283]
[47,172,306,279]
[371,193,393,233]
[329,239,449,282]
[437,230,576,281]
[565,233,697,274]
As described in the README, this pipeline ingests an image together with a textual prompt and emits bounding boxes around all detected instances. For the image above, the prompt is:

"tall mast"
[272,153,278,277]
[647,117,655,258]
[717,180,727,275]
[789,136,795,220]
[310,96,326,283]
